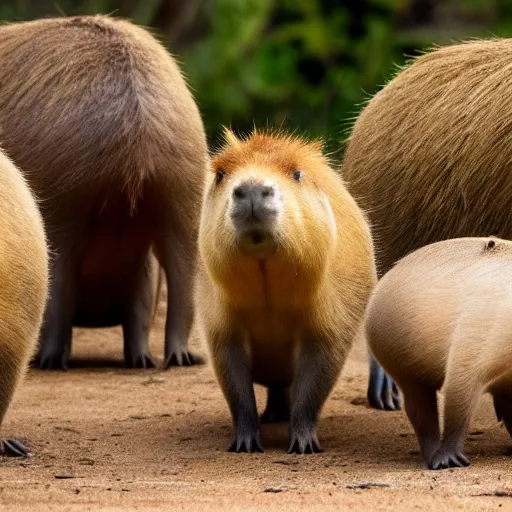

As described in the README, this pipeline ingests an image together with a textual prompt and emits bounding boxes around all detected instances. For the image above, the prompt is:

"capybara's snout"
[230,179,280,257]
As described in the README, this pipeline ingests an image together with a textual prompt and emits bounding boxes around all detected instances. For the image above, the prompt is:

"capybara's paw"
[261,407,290,424]
[1,439,30,457]
[34,349,68,371]
[428,449,470,470]
[287,429,323,454]
[164,350,205,368]
[125,352,156,369]
[367,365,401,411]
[228,431,264,453]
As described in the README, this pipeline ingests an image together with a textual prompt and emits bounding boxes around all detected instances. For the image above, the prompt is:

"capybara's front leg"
[211,337,263,453]
[155,234,203,368]
[35,252,76,370]
[288,338,340,454]
[122,257,155,369]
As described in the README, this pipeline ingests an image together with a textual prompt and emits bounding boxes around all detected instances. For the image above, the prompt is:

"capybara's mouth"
[237,229,277,258]
[251,230,265,245]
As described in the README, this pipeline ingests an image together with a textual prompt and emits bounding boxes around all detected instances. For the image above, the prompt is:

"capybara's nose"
[232,182,278,223]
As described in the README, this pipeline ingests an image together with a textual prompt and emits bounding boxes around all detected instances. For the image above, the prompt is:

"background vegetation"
[1,0,512,151]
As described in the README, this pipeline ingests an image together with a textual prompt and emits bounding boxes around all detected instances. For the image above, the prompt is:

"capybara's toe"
[2,439,30,457]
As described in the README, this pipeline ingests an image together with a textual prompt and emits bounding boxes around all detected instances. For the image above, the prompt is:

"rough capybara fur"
[0,148,48,456]
[365,237,512,470]
[195,129,376,454]
[342,38,512,410]
[0,15,208,369]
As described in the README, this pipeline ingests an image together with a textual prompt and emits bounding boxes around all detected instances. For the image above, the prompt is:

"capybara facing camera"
[0,15,208,369]
[0,149,49,456]
[195,130,376,454]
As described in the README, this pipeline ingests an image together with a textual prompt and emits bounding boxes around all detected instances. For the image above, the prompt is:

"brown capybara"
[365,237,512,470]
[195,129,376,453]
[0,15,208,370]
[0,148,48,456]
[342,38,512,411]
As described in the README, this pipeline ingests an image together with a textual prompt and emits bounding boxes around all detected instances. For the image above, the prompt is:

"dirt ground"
[0,290,511,512]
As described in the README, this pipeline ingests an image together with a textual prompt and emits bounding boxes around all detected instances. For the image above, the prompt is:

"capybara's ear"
[222,126,241,148]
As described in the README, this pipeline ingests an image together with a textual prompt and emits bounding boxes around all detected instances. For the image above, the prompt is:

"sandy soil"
[0,290,511,511]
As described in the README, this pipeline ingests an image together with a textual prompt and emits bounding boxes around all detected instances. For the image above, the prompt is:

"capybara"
[342,38,512,410]
[365,237,512,469]
[195,129,376,453]
[0,148,48,456]
[0,15,208,369]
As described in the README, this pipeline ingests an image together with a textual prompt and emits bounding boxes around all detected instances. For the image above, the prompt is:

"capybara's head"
[199,129,338,288]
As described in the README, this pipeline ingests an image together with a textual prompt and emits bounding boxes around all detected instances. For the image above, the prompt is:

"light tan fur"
[195,130,376,453]
[0,148,48,430]
[365,237,512,469]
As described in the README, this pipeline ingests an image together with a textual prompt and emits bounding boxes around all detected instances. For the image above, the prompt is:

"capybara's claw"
[287,431,323,454]
[164,350,205,368]
[428,449,470,470]
[125,352,156,369]
[2,439,30,457]
[228,433,264,454]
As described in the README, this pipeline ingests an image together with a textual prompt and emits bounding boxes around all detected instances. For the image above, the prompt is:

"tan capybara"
[195,129,376,453]
[342,38,512,411]
[365,237,512,470]
[0,16,208,369]
[0,149,48,456]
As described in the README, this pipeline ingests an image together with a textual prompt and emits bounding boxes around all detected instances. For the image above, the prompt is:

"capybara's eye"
[216,170,225,184]
[293,170,303,182]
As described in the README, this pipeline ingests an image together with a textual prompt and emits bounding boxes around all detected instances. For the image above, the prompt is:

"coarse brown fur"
[342,38,512,410]
[0,148,48,454]
[195,129,376,453]
[0,16,208,369]
[365,237,512,470]
[343,38,512,277]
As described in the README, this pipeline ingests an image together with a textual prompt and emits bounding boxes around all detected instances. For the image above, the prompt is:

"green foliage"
[1,0,512,150]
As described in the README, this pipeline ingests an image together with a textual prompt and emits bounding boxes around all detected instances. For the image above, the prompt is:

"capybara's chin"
[235,227,277,258]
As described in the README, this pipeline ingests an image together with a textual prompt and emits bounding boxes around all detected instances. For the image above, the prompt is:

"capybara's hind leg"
[429,372,481,470]
[0,343,30,457]
[368,355,401,410]
[261,385,291,423]
[35,252,75,370]
[401,379,440,465]
[493,392,512,437]
[155,234,204,369]
[122,257,155,369]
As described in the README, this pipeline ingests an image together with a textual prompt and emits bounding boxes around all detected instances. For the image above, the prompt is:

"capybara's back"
[0,16,208,369]
[365,237,512,469]
[0,148,48,455]
[343,39,512,275]
[342,38,512,409]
